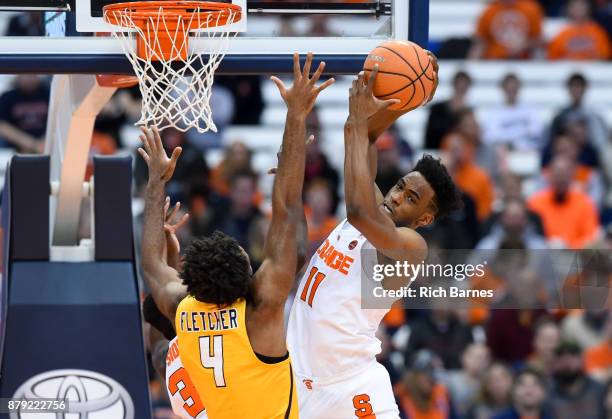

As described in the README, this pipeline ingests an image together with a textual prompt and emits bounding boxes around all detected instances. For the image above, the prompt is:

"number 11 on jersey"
[300,266,327,307]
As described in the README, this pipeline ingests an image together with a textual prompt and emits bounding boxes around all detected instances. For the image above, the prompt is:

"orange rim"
[103,1,242,30]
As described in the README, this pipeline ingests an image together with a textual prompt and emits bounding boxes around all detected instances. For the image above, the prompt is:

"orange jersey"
[548,22,611,60]
[585,341,612,374]
[175,297,298,419]
[476,0,544,59]
[527,188,599,249]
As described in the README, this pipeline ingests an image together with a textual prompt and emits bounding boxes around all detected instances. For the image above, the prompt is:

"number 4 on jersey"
[199,335,226,387]
[300,266,327,307]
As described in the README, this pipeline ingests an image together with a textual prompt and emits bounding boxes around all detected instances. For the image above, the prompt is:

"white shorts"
[294,362,400,419]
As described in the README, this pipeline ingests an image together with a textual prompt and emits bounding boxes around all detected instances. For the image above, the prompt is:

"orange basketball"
[363,40,437,111]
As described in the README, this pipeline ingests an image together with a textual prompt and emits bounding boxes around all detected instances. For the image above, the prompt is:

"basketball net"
[104,3,240,133]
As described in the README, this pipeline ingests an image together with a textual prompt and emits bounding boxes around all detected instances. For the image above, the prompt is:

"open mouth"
[383,203,393,216]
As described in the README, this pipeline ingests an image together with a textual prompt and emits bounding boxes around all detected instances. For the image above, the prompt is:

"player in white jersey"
[165,337,208,419]
[287,65,463,418]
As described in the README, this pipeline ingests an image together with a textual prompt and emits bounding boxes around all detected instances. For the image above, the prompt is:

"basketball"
[363,40,437,111]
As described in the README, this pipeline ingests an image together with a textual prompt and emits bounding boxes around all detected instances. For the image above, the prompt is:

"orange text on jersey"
[316,239,355,275]
[167,339,180,367]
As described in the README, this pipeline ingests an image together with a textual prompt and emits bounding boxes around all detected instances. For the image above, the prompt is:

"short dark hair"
[514,367,546,389]
[180,231,251,306]
[229,169,258,188]
[411,154,462,219]
[453,70,472,85]
[567,73,587,87]
[501,73,520,86]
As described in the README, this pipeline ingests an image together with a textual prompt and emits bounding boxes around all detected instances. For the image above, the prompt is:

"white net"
[104,3,239,133]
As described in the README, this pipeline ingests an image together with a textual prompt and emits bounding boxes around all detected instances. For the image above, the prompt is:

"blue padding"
[9,262,137,305]
[409,0,430,48]
[0,54,369,75]
[0,260,150,417]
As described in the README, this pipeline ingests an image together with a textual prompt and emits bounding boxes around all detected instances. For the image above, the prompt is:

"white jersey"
[165,338,208,419]
[287,219,390,380]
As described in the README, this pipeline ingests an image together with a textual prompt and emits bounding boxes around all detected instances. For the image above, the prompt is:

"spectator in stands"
[443,343,491,417]
[466,363,514,419]
[5,12,44,36]
[540,134,604,207]
[548,0,612,60]
[528,156,600,249]
[469,0,545,59]
[527,318,562,378]
[216,76,263,125]
[186,84,236,150]
[375,131,406,195]
[424,70,472,150]
[482,73,543,151]
[603,379,612,419]
[95,88,141,148]
[562,310,609,350]
[304,178,338,258]
[585,313,612,382]
[395,350,454,419]
[443,131,495,221]
[305,131,340,215]
[479,173,545,238]
[549,341,604,419]
[210,141,258,201]
[0,75,49,153]
[405,303,474,370]
[493,369,551,419]
[486,268,548,364]
[477,199,548,250]
[595,0,612,41]
[198,169,263,251]
[549,73,608,152]
[134,127,209,202]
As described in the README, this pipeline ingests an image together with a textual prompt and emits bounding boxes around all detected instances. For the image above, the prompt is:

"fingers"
[367,64,379,91]
[140,126,156,153]
[310,61,326,85]
[152,126,163,153]
[292,52,301,80]
[137,147,150,163]
[174,213,190,230]
[270,76,287,98]
[163,196,171,218]
[162,146,182,181]
[166,201,180,223]
[315,77,335,94]
[378,98,401,111]
[302,52,313,79]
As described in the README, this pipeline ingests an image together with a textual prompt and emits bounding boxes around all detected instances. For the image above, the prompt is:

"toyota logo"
[11,369,134,419]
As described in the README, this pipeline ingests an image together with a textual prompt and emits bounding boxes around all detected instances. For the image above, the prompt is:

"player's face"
[381,172,435,229]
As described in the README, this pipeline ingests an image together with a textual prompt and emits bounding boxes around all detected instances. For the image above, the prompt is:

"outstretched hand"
[163,197,189,269]
[137,126,182,183]
[271,52,335,118]
[348,65,401,121]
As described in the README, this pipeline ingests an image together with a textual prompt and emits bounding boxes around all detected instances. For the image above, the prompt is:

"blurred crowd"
[2,2,612,418]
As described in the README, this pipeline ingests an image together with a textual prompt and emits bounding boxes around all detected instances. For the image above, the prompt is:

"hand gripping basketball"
[348,66,401,120]
[137,126,183,183]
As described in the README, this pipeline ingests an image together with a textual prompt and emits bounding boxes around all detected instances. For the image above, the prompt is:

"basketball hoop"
[103,1,242,133]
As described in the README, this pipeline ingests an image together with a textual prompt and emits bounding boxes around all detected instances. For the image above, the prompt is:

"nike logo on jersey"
[316,239,355,275]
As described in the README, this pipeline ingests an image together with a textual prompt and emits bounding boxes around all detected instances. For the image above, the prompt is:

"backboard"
[0,0,427,74]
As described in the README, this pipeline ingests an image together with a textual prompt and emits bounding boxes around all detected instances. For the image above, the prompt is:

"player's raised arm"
[344,68,426,262]
[138,127,187,321]
[251,53,334,309]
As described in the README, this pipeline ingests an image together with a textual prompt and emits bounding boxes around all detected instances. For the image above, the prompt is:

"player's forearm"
[142,180,170,281]
[272,111,307,211]
[344,118,379,219]
[367,108,402,143]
